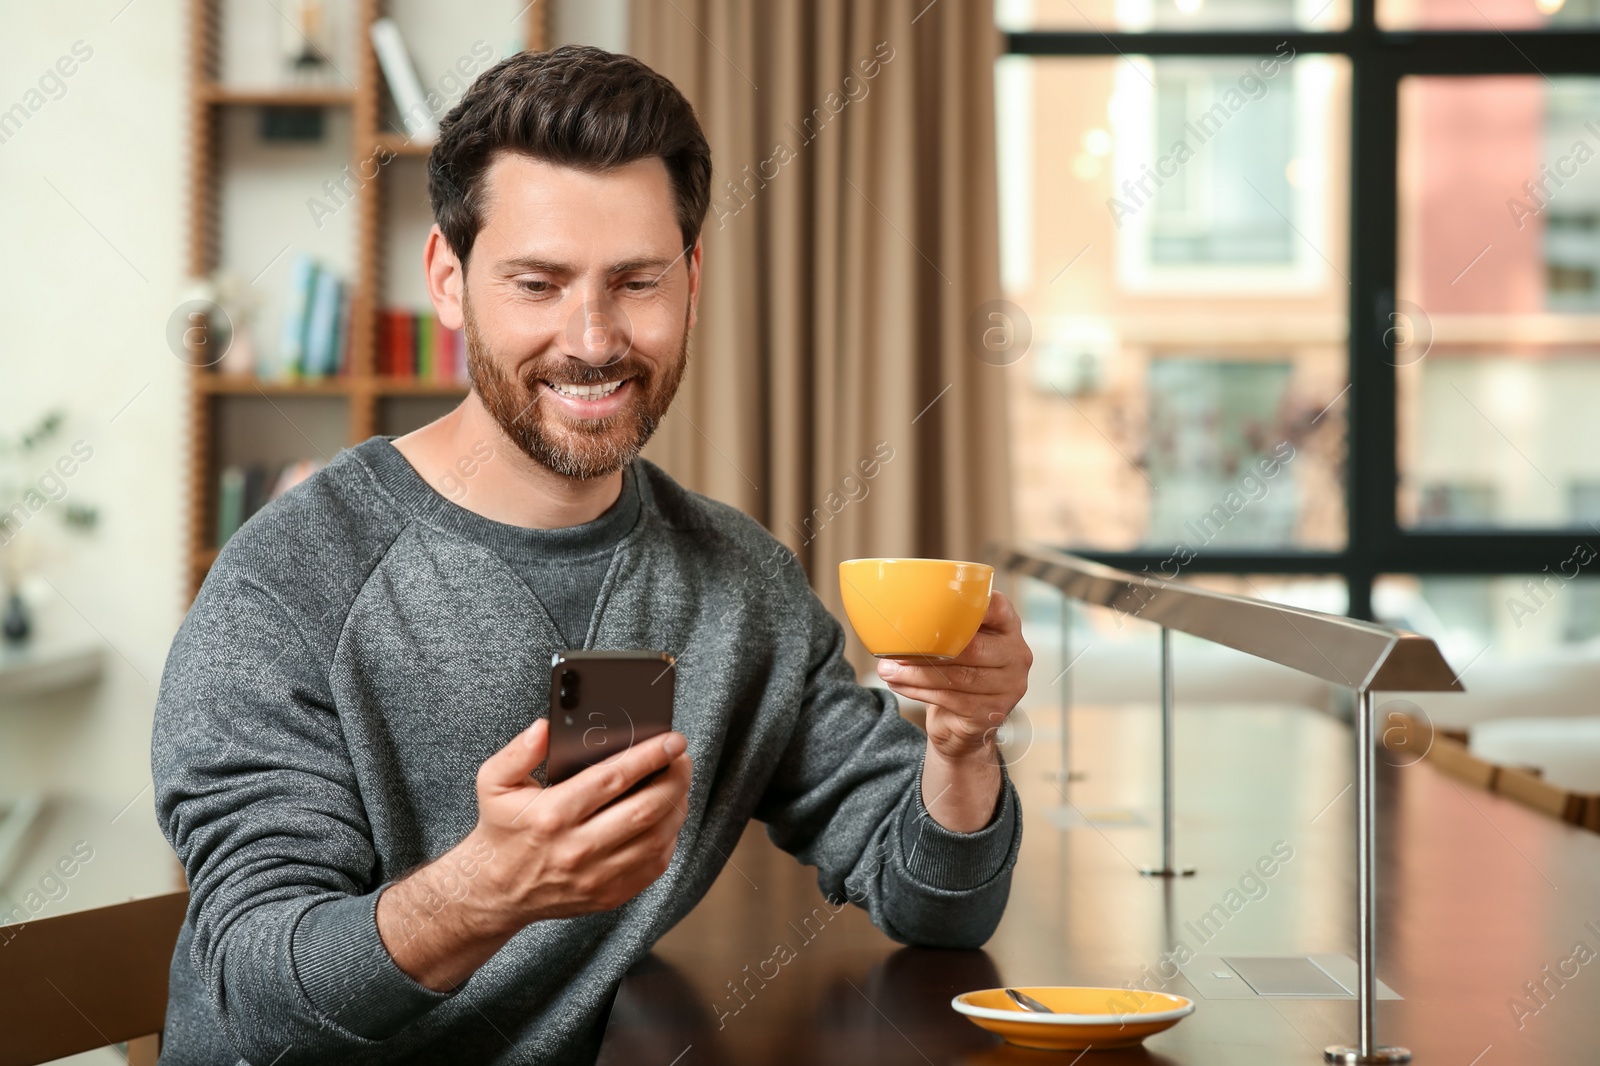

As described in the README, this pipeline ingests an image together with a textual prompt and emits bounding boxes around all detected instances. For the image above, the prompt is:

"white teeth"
[549,379,624,400]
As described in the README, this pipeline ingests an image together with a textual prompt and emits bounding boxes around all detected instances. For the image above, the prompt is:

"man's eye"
[521,280,552,294]
[623,280,658,292]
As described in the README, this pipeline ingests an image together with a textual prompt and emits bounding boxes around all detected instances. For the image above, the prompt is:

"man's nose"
[564,291,631,367]
[583,310,609,356]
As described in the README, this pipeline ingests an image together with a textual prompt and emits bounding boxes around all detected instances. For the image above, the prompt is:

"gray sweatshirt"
[151,438,1021,1065]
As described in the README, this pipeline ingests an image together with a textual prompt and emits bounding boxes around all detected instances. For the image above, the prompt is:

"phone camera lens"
[558,669,580,710]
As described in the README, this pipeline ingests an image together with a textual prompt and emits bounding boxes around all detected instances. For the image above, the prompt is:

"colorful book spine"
[370,18,438,140]
[390,312,409,377]
[377,313,393,376]
[378,309,467,380]
[217,466,245,547]
[217,459,326,547]
[332,282,352,375]
[276,253,319,380]
[433,317,455,380]
[379,311,393,376]
[303,271,343,379]
[416,310,435,379]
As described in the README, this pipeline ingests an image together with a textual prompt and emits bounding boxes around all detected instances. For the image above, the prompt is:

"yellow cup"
[838,558,994,661]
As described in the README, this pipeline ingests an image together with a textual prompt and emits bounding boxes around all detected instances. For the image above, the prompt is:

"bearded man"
[152,44,1029,1066]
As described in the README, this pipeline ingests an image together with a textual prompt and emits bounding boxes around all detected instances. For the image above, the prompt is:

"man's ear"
[685,238,704,332]
[424,224,466,330]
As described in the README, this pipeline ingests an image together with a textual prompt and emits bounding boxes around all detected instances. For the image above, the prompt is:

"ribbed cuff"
[291,887,453,1040]
[898,757,1018,892]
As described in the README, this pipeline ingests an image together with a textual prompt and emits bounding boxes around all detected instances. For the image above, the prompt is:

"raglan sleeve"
[152,568,454,1064]
[753,575,1021,949]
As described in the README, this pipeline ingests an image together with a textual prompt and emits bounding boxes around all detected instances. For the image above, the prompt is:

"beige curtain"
[632,0,1013,654]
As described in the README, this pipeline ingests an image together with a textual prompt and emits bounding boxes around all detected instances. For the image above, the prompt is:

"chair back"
[0,890,188,1066]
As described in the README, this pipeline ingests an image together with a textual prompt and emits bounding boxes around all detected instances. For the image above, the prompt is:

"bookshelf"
[184,0,547,599]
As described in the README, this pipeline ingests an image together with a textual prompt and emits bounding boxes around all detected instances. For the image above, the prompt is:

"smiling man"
[152,46,1029,1066]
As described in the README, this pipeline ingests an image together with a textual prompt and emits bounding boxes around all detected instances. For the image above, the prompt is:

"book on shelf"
[303,268,344,379]
[275,253,316,379]
[378,308,468,383]
[216,467,246,546]
[216,459,324,548]
[417,311,434,379]
[370,18,438,142]
[266,252,351,381]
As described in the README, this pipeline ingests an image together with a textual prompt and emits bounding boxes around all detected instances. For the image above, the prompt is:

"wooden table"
[599,703,1600,1064]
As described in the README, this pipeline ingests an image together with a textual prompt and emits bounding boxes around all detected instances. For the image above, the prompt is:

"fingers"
[884,682,1013,722]
[477,719,549,794]
[580,751,692,850]
[596,761,692,862]
[879,657,1013,695]
[947,629,1014,668]
[878,593,1032,696]
[548,731,688,823]
[577,809,687,910]
[556,754,691,912]
[979,591,1021,634]
[607,805,686,874]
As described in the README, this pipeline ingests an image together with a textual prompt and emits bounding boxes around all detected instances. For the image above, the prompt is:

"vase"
[2,590,30,645]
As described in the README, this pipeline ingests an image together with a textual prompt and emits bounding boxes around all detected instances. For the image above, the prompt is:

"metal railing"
[993,544,1463,1066]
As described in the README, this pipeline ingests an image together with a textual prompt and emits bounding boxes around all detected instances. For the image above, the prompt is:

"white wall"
[0,2,187,847]
[552,0,630,52]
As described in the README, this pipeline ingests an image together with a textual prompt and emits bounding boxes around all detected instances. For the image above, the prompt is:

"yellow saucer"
[951,986,1195,1051]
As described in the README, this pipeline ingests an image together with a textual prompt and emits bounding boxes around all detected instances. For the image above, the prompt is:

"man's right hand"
[475,718,692,919]
[376,719,692,991]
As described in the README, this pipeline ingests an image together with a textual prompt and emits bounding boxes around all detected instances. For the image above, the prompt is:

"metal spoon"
[1005,988,1054,1013]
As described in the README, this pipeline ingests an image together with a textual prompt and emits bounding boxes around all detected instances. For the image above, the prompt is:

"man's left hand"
[877,591,1032,762]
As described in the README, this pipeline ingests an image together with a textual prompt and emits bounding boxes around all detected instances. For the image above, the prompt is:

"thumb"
[478,718,548,793]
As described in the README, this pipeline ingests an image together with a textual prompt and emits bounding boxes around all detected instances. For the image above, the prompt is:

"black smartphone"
[546,650,677,786]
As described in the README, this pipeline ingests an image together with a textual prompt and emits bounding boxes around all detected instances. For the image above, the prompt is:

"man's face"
[456,154,698,481]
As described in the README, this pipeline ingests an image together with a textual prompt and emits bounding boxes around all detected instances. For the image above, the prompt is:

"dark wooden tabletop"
[598,703,1600,1065]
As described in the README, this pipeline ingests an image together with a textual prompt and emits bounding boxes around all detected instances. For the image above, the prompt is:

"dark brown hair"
[428,45,712,265]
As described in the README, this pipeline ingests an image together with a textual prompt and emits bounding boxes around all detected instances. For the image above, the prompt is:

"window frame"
[1004,3,1600,619]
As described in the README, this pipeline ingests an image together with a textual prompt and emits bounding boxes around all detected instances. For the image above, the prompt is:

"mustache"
[520,356,651,388]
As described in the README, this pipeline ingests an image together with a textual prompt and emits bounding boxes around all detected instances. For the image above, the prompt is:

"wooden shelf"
[373,134,435,157]
[201,84,356,107]
[374,378,470,396]
[184,0,547,602]
[196,375,353,396]
[0,642,106,703]
[196,375,467,397]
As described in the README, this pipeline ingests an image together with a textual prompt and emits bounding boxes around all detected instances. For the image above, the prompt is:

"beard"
[464,296,689,481]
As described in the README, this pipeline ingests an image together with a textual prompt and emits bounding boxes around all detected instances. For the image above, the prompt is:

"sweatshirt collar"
[352,436,645,563]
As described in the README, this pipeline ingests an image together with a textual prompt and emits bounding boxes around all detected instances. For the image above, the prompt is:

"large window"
[997,0,1352,32]
[1396,75,1600,532]
[1000,0,1600,628]
[999,50,1348,558]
